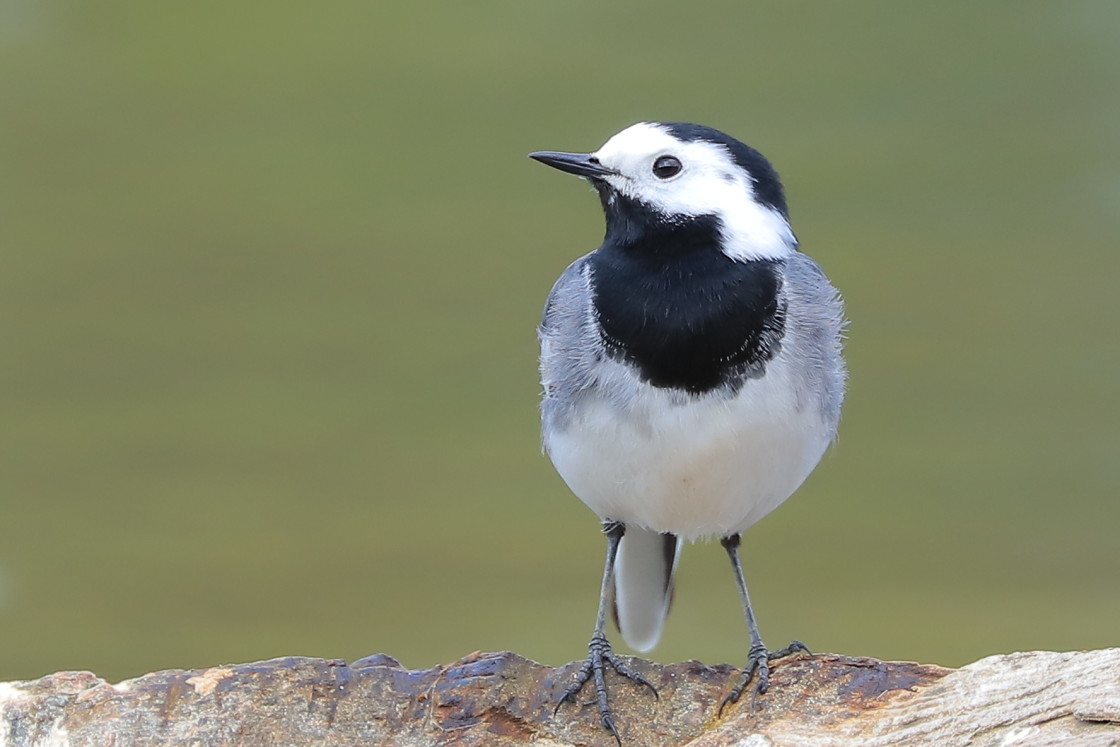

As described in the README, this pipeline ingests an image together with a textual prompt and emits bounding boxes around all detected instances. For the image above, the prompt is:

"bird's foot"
[555,632,658,745]
[719,639,810,715]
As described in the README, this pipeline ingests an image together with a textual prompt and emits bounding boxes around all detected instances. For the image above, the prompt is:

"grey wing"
[538,254,603,436]
[781,250,847,431]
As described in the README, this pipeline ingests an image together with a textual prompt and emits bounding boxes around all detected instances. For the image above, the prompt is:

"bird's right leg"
[555,520,658,745]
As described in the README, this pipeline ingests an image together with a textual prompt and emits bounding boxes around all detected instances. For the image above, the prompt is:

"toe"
[754,668,770,695]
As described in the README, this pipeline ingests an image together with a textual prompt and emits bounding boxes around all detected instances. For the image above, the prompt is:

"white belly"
[545,358,831,541]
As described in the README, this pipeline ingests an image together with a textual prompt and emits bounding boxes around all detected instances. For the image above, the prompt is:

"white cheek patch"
[593,122,796,262]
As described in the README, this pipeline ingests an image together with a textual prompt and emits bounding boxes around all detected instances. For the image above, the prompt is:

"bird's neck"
[598,190,719,256]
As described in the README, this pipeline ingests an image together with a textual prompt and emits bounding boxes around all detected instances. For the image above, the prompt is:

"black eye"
[652,155,682,179]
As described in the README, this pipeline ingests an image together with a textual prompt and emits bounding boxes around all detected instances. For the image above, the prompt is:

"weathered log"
[2,649,1118,746]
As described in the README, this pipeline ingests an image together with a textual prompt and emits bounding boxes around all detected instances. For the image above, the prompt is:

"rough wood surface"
[2,649,1118,746]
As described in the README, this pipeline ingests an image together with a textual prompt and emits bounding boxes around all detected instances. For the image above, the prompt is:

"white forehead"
[591,122,795,261]
[595,122,733,179]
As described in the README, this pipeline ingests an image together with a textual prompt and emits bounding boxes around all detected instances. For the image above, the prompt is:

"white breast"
[544,353,832,542]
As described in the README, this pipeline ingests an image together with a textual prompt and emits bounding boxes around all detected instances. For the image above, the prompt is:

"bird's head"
[530,122,796,261]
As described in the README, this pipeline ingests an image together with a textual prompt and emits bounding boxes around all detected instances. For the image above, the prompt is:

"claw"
[555,633,658,742]
[719,640,810,716]
[603,715,621,747]
[605,654,659,700]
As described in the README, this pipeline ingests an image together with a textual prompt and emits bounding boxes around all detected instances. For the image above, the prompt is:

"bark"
[2,649,1119,746]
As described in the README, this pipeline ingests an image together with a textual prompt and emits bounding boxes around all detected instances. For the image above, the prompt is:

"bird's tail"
[613,527,681,652]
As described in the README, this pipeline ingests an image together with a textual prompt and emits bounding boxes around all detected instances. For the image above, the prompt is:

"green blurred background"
[2,1,1118,683]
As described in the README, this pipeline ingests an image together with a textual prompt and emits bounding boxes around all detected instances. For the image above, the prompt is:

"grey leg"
[555,520,658,744]
[719,533,810,713]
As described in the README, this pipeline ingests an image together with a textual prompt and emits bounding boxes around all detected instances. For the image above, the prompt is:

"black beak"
[529,151,618,179]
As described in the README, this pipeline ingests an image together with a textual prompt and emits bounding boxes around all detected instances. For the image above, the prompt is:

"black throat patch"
[588,193,786,395]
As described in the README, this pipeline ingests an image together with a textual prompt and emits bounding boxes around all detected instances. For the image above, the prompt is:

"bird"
[529,122,846,742]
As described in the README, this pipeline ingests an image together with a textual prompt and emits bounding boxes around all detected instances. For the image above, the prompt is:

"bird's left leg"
[555,520,658,744]
[719,533,810,713]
